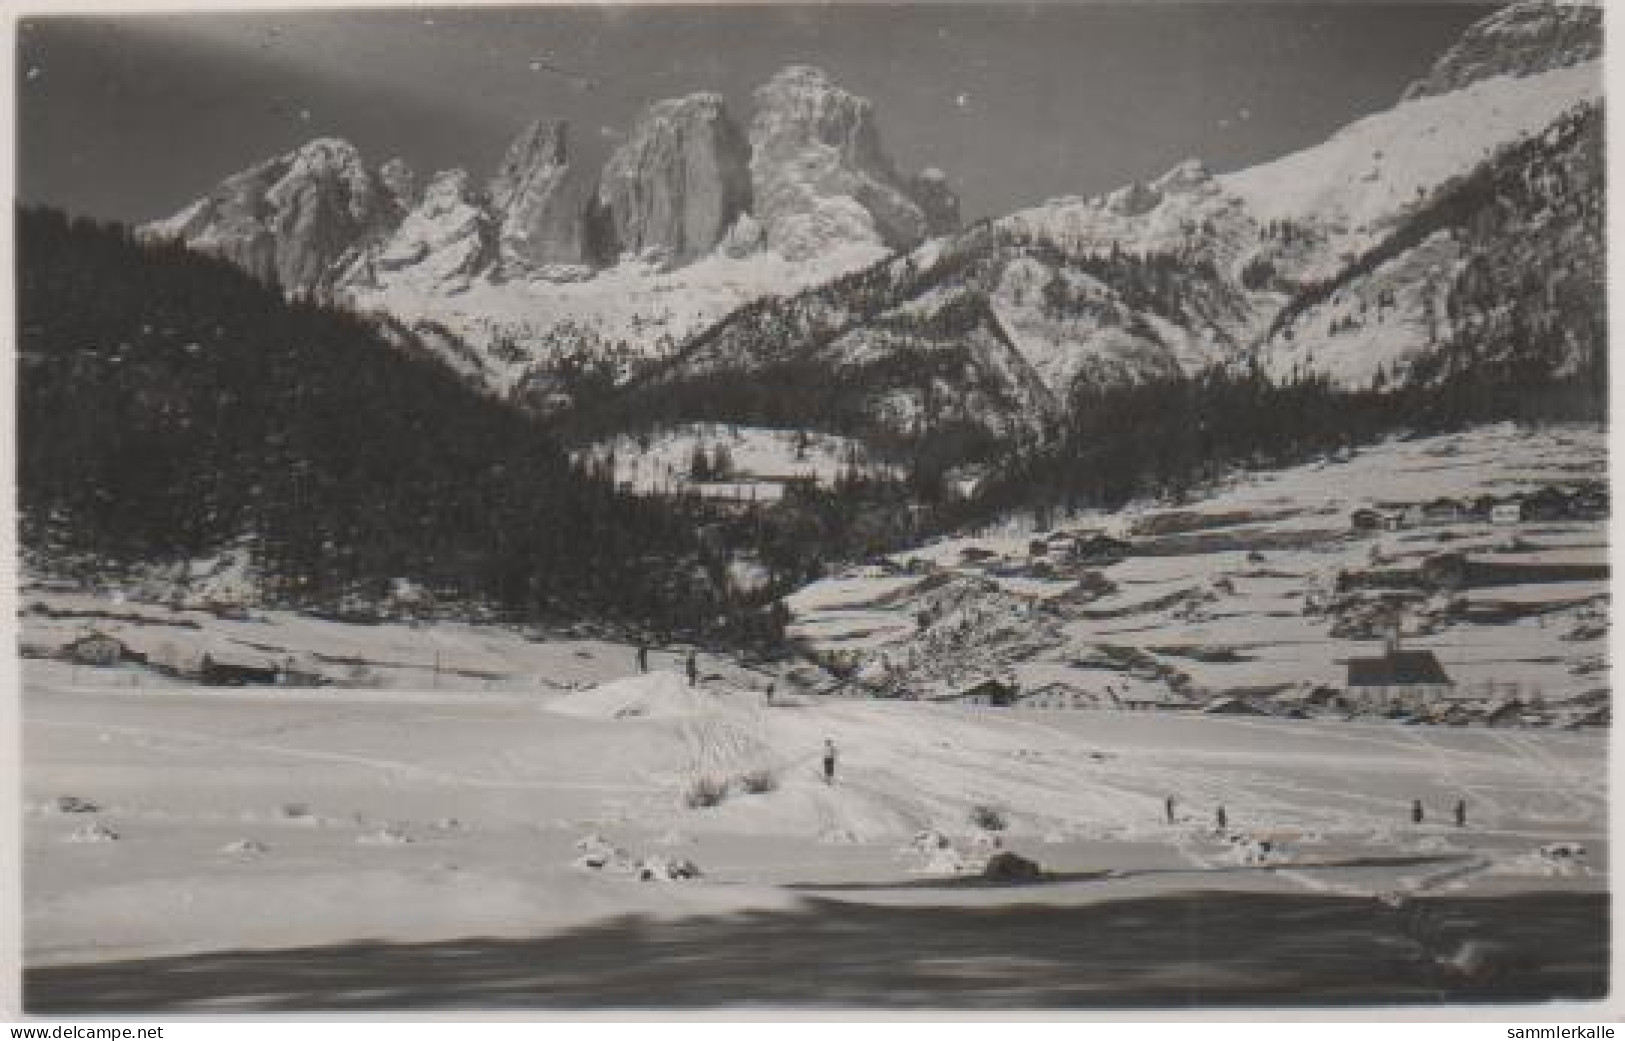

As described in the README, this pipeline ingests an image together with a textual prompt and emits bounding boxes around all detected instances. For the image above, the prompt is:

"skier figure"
[1215,805,1227,833]
[764,682,775,706]
[823,739,837,785]
[686,651,699,688]
[1411,799,1425,825]
[1454,798,1467,828]
[636,644,649,674]
[1165,795,1177,825]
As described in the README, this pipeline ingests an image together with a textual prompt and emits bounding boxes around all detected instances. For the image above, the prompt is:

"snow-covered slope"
[1224,62,1600,279]
[353,241,890,396]
[1257,97,1602,388]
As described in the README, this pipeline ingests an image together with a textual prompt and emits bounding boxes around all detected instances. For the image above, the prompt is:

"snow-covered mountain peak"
[749,63,929,259]
[1224,61,1600,261]
[1402,0,1602,101]
[141,135,400,293]
[1151,158,1214,194]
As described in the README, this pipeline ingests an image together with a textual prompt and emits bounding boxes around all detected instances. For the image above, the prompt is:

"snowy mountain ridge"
[622,47,1600,453]
[142,65,954,394]
[142,2,1601,419]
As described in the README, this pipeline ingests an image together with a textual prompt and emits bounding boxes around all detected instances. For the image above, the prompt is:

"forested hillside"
[17,209,717,629]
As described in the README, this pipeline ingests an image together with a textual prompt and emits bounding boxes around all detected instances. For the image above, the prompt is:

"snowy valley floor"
[22,661,1608,1011]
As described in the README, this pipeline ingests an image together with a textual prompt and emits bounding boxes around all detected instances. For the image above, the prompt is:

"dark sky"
[17,3,1491,226]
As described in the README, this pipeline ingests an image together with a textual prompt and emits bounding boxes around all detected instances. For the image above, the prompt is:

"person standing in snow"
[1411,799,1425,825]
[1165,795,1177,825]
[636,644,649,674]
[686,651,699,687]
[1215,805,1227,833]
[823,739,837,784]
[764,682,775,706]
[1454,798,1467,828]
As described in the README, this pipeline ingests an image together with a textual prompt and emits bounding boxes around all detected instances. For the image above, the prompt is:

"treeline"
[962,356,1606,524]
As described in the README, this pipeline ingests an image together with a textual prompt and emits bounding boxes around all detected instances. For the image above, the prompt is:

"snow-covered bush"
[684,776,729,808]
[970,803,1008,831]
[738,768,778,794]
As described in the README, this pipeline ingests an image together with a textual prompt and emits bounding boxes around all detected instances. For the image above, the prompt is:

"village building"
[1570,487,1608,520]
[1115,687,1195,712]
[1563,704,1611,729]
[1522,486,1571,522]
[201,648,281,687]
[61,631,137,667]
[1490,502,1524,525]
[928,677,1019,707]
[1017,682,1092,709]
[1421,498,1464,525]
[1345,648,1454,710]
[1421,552,1470,590]
[1069,534,1132,566]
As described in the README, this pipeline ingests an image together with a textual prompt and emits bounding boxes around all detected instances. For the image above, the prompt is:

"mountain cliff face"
[143,138,400,294]
[1402,0,1601,101]
[596,93,752,265]
[488,119,589,271]
[345,168,495,294]
[748,65,930,261]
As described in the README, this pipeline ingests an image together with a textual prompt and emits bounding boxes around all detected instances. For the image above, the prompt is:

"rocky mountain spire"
[597,92,752,265]
[142,137,398,294]
[747,64,929,260]
[489,119,588,269]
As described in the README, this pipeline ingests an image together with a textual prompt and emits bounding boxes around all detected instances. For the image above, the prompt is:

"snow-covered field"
[23,660,1606,978]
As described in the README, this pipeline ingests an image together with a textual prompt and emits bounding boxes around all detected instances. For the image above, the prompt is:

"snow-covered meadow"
[23,656,1605,971]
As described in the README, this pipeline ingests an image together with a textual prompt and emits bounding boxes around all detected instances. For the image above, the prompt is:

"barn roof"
[1346,650,1453,687]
